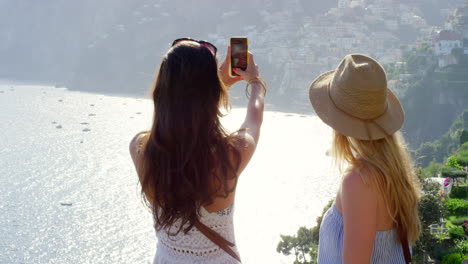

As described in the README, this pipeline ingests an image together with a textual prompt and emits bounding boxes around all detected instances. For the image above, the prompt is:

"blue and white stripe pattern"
[317,203,408,264]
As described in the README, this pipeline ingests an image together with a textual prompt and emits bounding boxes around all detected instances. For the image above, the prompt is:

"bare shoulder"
[231,129,256,158]
[129,131,149,161]
[342,169,366,191]
[342,166,375,190]
[340,167,379,263]
[341,167,378,205]
[228,129,257,174]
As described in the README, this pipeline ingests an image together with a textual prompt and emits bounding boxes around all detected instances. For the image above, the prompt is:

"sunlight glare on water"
[0,84,340,264]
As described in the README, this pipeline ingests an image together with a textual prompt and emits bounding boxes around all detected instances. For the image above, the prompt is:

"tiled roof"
[436,30,462,41]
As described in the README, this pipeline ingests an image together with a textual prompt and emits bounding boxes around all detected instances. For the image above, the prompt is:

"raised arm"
[234,52,265,145]
[218,48,266,174]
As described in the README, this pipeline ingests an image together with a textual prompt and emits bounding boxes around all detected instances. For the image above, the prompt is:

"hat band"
[327,84,389,140]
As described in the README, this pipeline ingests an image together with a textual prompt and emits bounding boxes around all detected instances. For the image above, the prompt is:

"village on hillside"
[210,0,468,103]
[436,6,468,66]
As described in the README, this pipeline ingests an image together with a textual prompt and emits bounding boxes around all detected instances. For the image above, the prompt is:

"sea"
[0,83,341,264]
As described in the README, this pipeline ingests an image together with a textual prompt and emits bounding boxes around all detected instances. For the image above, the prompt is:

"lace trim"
[167,223,230,232]
[215,205,233,216]
[159,237,221,256]
[154,203,236,261]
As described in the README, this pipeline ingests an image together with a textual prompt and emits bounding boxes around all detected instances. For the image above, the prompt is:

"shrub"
[457,155,468,167]
[460,130,468,146]
[456,142,468,166]
[441,253,467,264]
[451,217,468,226]
[447,156,463,170]
[445,199,468,216]
[448,226,466,239]
[432,241,457,262]
[441,166,468,179]
[450,187,468,199]
[413,177,447,262]
[454,239,468,255]
[460,142,468,153]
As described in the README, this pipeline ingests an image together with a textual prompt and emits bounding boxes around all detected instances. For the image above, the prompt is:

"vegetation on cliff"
[416,110,468,168]
[396,46,468,149]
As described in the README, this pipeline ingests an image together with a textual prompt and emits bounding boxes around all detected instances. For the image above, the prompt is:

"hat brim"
[309,71,404,140]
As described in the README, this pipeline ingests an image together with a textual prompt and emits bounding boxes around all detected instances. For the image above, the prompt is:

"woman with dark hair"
[129,38,265,263]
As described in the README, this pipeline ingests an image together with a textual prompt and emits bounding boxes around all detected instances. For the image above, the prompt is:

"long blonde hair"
[332,130,421,244]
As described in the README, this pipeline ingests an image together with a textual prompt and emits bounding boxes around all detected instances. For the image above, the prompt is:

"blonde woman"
[309,54,421,264]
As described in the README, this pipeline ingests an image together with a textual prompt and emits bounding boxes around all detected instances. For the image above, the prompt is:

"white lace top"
[153,204,240,264]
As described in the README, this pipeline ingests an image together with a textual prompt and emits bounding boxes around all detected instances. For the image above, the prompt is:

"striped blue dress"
[317,203,408,264]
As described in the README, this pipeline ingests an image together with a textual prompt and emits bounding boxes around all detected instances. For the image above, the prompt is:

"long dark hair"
[140,41,241,235]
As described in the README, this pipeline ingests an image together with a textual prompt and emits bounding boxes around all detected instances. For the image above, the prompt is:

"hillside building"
[434,30,463,56]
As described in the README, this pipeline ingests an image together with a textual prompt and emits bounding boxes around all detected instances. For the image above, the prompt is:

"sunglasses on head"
[172,38,217,56]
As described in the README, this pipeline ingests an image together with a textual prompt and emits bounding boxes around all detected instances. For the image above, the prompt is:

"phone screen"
[230,37,248,76]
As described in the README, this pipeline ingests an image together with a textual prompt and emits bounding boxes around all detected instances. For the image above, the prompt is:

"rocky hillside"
[0,0,464,104]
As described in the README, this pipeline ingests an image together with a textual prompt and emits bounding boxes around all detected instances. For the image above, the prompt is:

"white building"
[335,34,359,50]
[338,0,350,8]
[338,0,364,8]
[367,5,387,17]
[434,30,463,56]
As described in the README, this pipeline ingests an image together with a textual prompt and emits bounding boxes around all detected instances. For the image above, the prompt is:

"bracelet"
[245,77,267,98]
[247,76,264,84]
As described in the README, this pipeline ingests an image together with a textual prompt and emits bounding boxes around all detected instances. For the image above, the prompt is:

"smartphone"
[230,37,248,76]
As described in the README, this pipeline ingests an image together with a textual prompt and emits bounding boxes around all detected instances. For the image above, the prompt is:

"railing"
[429,223,448,235]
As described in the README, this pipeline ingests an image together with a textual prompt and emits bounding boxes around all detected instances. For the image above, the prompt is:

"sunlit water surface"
[0,84,340,264]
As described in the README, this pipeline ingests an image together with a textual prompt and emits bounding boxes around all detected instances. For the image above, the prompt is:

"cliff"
[402,57,468,151]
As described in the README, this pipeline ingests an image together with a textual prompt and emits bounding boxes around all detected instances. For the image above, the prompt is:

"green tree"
[418,180,444,225]
[441,253,467,264]
[444,199,468,216]
[422,160,443,178]
[417,142,439,167]
[413,174,446,263]
[441,166,467,179]
[449,187,468,199]
[443,156,466,184]
[453,238,468,255]
[277,227,315,264]
[456,142,468,166]
[413,110,468,167]
[447,156,463,170]
[464,110,468,130]
[460,130,468,146]
[277,234,300,262]
[447,226,465,239]
[308,243,318,263]
[277,200,334,264]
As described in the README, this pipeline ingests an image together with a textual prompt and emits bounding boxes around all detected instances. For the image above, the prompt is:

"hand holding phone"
[218,45,243,88]
[232,52,259,83]
[230,37,248,76]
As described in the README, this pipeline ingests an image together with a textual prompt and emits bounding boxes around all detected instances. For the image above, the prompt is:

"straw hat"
[309,54,404,140]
